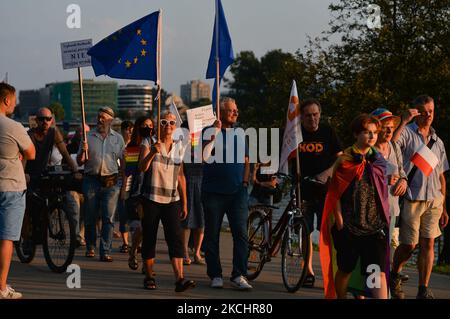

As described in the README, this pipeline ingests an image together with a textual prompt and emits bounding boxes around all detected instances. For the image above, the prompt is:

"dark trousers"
[141,199,184,260]
[202,186,249,280]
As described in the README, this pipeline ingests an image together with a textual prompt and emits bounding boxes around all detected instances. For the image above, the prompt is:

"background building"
[180,80,211,105]
[16,87,50,119]
[48,80,117,121]
[117,84,152,120]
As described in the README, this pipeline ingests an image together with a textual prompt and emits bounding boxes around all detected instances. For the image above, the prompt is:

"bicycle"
[247,173,310,293]
[15,167,77,273]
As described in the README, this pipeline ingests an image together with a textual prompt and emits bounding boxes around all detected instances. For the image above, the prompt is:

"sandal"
[193,256,206,265]
[302,274,315,288]
[183,258,192,266]
[120,244,129,253]
[128,255,138,270]
[175,278,196,292]
[85,250,95,258]
[143,277,157,290]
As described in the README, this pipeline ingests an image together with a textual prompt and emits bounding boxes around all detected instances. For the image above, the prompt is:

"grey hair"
[161,110,175,119]
[219,97,236,111]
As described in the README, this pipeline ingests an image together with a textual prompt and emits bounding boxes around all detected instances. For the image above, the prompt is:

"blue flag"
[206,0,234,103]
[88,11,160,83]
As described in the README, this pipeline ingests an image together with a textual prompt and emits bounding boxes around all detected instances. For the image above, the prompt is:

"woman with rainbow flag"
[319,114,390,299]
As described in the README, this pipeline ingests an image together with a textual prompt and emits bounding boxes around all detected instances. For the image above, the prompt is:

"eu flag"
[88,11,160,83]
[206,0,234,80]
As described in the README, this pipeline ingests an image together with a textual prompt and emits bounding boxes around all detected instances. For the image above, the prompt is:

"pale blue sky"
[0,0,334,97]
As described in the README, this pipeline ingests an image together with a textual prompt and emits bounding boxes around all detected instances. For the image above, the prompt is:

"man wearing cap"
[371,108,409,281]
[77,107,125,262]
[389,95,449,299]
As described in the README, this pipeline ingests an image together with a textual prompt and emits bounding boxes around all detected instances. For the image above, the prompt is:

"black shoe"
[390,273,405,299]
[175,278,196,292]
[417,287,434,299]
[398,272,409,282]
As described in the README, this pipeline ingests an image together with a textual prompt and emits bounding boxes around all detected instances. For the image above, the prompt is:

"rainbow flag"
[125,146,141,176]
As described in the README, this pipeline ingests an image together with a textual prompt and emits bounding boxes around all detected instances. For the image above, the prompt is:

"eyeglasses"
[37,116,52,122]
[160,119,176,126]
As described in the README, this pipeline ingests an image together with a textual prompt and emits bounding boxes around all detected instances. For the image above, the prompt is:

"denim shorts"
[0,191,26,241]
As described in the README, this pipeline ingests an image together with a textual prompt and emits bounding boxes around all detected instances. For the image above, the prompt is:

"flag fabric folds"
[279,80,303,174]
[88,11,160,83]
[411,143,439,177]
[206,0,234,106]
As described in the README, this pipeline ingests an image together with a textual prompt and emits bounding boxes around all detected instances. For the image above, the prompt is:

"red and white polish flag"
[410,144,439,177]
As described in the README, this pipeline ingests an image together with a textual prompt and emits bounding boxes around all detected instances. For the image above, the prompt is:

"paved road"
[8,227,450,299]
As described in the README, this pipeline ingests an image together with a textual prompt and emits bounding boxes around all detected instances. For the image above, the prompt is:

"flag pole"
[156,9,163,142]
[295,147,301,208]
[215,0,220,120]
[77,67,88,160]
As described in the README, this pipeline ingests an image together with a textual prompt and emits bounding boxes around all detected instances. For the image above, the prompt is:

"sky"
[0,0,334,98]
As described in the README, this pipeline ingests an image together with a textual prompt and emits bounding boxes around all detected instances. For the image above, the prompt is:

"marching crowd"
[0,81,448,299]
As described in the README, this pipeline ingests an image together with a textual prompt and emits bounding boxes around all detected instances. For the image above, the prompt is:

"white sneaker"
[231,276,253,290]
[0,285,23,299]
[210,277,224,289]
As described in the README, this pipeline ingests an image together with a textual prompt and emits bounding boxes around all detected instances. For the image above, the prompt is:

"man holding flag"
[390,95,449,299]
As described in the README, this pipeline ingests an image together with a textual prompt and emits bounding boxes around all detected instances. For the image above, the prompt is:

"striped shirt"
[141,138,187,204]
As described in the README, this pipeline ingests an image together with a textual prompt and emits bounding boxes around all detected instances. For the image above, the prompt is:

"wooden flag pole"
[156,9,163,142]
[215,0,220,120]
[77,67,88,160]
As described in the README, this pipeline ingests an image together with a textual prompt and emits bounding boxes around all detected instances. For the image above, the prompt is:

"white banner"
[61,39,92,70]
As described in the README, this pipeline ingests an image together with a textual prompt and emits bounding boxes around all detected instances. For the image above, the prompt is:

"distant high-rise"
[48,80,117,121]
[180,80,211,105]
[16,87,51,119]
[118,85,152,120]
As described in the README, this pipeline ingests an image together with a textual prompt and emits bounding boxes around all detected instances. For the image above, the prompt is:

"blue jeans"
[82,176,120,256]
[202,186,249,280]
[64,191,84,240]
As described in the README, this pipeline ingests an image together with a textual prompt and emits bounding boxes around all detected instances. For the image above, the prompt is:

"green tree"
[48,101,65,121]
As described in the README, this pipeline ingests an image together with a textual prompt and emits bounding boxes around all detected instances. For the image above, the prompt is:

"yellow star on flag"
[125,60,132,68]
[141,49,147,57]
[137,29,142,35]
[141,39,147,46]
[134,57,138,64]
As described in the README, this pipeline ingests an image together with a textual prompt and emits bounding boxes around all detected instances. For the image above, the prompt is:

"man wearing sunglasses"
[25,107,78,184]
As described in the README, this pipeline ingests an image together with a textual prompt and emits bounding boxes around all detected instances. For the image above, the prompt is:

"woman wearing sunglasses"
[138,111,195,292]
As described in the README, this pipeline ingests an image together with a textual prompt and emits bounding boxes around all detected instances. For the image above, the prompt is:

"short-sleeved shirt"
[80,129,125,176]
[397,122,449,201]
[299,123,342,178]
[0,115,33,192]
[202,127,249,195]
[141,138,187,203]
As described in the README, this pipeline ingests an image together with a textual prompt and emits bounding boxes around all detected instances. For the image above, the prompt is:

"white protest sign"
[61,39,93,70]
[186,104,216,134]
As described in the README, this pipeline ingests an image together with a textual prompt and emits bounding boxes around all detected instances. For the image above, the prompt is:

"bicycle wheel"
[42,206,76,273]
[14,213,36,263]
[247,208,268,280]
[281,216,310,293]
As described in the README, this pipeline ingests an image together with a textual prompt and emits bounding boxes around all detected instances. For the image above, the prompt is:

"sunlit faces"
[160,113,177,136]
[97,112,113,133]
[36,108,53,132]
[378,118,396,143]
[221,101,239,125]
[416,101,434,127]
[4,93,17,116]
[356,123,379,149]
[301,103,321,132]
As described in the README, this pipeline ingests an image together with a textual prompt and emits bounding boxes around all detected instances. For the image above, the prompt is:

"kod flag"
[411,143,439,177]
[88,11,160,83]
[279,80,303,174]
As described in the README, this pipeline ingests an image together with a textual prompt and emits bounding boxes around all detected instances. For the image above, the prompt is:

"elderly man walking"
[0,83,35,299]
[390,95,449,299]
[77,107,125,262]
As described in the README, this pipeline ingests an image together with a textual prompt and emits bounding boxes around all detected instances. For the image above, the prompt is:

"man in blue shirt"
[390,95,449,299]
[202,97,252,290]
